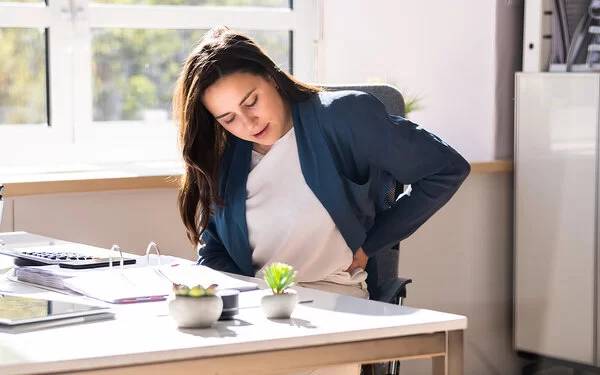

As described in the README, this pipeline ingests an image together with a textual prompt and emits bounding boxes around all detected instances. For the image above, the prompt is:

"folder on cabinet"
[523,0,553,72]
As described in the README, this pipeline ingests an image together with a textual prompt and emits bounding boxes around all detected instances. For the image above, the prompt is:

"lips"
[253,123,270,139]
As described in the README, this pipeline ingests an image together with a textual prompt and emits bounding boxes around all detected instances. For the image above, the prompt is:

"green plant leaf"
[172,282,218,297]
[263,262,297,294]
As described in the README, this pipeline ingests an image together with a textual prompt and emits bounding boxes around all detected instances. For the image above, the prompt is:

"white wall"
[316,3,525,372]
[399,171,518,375]
[319,0,522,162]
[5,190,194,260]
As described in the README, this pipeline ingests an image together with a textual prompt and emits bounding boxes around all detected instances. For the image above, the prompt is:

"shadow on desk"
[177,316,318,338]
[178,318,252,338]
[270,317,318,329]
[300,289,419,317]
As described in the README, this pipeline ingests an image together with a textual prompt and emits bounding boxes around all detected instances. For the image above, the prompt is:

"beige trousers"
[282,280,369,375]
[298,280,370,300]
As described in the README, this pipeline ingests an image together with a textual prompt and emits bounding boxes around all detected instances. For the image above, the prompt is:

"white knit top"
[246,128,367,285]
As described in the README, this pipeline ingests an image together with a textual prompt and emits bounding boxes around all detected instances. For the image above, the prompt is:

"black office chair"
[321,84,413,375]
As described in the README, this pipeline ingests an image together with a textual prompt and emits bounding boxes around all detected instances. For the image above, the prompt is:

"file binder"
[12,240,258,304]
[62,264,258,304]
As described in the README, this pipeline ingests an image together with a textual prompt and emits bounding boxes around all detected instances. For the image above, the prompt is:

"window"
[0,0,319,167]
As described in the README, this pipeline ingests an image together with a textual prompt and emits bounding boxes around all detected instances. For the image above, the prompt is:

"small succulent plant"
[172,283,218,297]
[263,262,297,294]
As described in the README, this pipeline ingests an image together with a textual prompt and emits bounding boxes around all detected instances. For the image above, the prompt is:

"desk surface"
[0,233,467,375]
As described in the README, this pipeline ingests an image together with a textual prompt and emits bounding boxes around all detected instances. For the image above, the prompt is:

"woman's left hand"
[345,247,369,273]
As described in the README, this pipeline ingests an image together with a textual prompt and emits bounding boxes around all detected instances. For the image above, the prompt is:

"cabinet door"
[515,73,600,365]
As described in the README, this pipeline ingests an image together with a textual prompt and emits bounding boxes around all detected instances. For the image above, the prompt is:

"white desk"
[0,232,467,375]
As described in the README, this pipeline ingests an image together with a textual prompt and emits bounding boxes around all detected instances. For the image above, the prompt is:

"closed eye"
[245,95,258,107]
[220,95,257,124]
[223,115,236,124]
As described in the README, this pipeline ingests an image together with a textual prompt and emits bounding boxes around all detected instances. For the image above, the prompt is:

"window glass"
[0,28,48,125]
[91,28,290,122]
[92,0,290,7]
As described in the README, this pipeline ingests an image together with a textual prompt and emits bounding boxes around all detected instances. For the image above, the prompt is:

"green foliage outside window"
[91,27,289,122]
[0,0,291,125]
[0,28,46,125]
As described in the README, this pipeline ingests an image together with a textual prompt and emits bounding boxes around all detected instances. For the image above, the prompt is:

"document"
[13,254,258,304]
[62,264,258,304]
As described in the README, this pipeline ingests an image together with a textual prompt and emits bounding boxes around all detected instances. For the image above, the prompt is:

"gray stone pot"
[260,291,298,319]
[168,295,223,328]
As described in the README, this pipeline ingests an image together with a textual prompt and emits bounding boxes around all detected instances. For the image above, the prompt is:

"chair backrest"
[319,83,405,117]
[319,83,405,299]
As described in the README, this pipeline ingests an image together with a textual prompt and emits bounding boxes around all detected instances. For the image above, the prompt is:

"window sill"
[2,160,513,197]
[2,161,184,197]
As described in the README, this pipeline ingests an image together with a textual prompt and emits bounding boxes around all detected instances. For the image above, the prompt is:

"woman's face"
[202,72,292,148]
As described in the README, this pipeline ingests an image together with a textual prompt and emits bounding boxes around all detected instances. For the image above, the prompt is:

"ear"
[267,74,279,90]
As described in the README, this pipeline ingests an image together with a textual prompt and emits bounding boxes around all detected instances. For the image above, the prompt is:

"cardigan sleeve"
[197,216,245,275]
[325,91,471,257]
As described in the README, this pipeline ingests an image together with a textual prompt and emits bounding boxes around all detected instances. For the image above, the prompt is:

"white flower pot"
[168,295,223,328]
[260,291,298,319]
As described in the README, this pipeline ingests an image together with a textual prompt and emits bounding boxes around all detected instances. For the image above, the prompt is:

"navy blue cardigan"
[198,90,470,278]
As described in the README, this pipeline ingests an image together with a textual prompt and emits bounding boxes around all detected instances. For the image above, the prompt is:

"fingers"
[345,261,359,273]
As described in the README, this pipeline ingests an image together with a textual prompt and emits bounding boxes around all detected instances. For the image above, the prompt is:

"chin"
[260,137,277,146]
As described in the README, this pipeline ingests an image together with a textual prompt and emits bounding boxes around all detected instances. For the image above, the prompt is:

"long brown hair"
[173,26,322,248]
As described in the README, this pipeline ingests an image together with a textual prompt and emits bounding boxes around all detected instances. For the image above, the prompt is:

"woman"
[174,26,470,303]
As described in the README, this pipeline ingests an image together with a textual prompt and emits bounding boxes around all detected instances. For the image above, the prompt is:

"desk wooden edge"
[4,175,181,197]
[469,160,513,174]
[5,160,512,197]
[54,330,465,375]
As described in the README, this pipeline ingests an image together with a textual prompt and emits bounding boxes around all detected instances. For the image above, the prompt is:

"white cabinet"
[514,73,600,365]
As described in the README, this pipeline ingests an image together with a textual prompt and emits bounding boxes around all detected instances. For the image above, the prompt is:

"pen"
[116,295,167,304]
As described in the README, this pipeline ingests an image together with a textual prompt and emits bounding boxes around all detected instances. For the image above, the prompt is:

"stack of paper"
[13,254,180,292]
[14,266,79,290]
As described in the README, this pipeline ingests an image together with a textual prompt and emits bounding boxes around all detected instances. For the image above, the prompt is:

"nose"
[242,113,259,131]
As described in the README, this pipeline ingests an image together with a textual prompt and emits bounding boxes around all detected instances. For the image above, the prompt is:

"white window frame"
[0,0,321,168]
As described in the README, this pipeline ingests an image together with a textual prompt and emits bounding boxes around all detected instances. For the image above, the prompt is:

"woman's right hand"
[345,247,369,274]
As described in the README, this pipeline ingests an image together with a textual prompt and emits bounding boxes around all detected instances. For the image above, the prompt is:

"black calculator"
[0,247,136,268]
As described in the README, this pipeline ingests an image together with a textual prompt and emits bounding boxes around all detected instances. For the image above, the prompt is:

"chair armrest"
[376,277,412,305]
